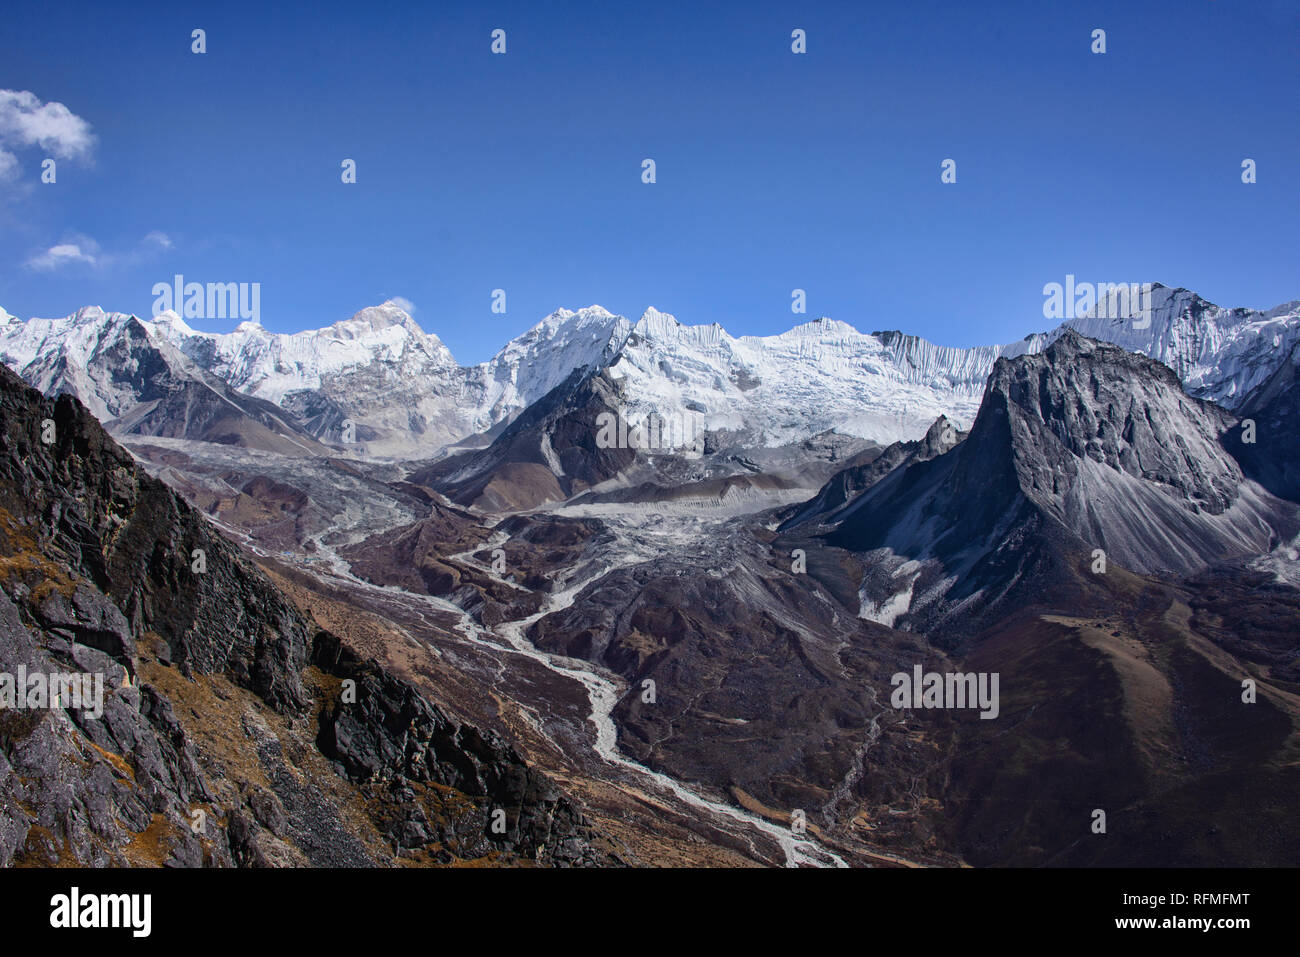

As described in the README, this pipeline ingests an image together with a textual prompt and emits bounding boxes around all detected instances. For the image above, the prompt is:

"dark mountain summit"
[780,415,965,531]
[821,332,1297,636]
[417,368,637,511]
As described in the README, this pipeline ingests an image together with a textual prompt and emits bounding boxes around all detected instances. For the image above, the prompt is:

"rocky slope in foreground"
[0,364,613,867]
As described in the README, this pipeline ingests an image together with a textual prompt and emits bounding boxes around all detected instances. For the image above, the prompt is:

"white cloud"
[0,90,95,182]
[389,296,417,314]
[25,242,98,271]
[22,231,170,273]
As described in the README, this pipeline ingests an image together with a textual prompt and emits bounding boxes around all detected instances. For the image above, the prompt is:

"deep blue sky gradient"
[2,0,1297,362]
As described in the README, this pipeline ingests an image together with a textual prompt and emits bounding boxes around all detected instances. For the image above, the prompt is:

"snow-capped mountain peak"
[547,304,615,321]
[1056,284,1300,409]
[0,307,141,380]
[149,309,199,338]
[782,317,861,339]
[330,300,422,338]
[636,306,678,327]
[158,302,461,406]
[515,305,627,348]
[466,305,634,430]
[2,285,1297,460]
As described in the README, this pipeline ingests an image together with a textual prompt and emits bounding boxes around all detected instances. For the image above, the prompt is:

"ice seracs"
[606,308,1036,447]
[1,285,1297,459]
[1057,284,1300,409]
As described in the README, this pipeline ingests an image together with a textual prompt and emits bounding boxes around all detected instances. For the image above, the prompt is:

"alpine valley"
[2,283,1298,867]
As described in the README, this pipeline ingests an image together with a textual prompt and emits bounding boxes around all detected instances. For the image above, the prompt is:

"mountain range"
[2,283,1299,868]
[4,285,1296,461]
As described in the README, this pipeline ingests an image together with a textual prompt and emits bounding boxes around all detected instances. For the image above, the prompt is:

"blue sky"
[2,0,1296,363]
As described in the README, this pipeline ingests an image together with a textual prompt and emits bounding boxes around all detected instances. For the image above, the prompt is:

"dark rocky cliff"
[0,363,613,867]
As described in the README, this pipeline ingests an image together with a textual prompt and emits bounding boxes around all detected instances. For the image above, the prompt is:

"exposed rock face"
[1060,284,1300,411]
[0,362,312,709]
[825,332,1298,635]
[0,585,216,867]
[427,369,637,511]
[0,364,614,867]
[749,333,1300,867]
[1,309,323,456]
[781,415,965,530]
[1224,341,1300,503]
[312,631,607,864]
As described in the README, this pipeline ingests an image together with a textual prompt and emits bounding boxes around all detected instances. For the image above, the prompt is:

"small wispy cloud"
[0,90,95,182]
[23,231,172,273]
[141,230,172,251]
[25,241,98,271]
[388,296,416,314]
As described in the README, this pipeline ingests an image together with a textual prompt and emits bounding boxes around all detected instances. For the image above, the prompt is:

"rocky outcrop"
[0,363,614,867]
[0,367,314,710]
[311,631,608,865]
[1224,341,1300,503]
[825,332,1299,636]
[429,369,637,511]
[781,415,965,530]
[0,585,217,866]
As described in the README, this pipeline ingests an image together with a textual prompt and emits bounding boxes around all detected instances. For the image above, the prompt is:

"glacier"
[1,283,1296,459]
